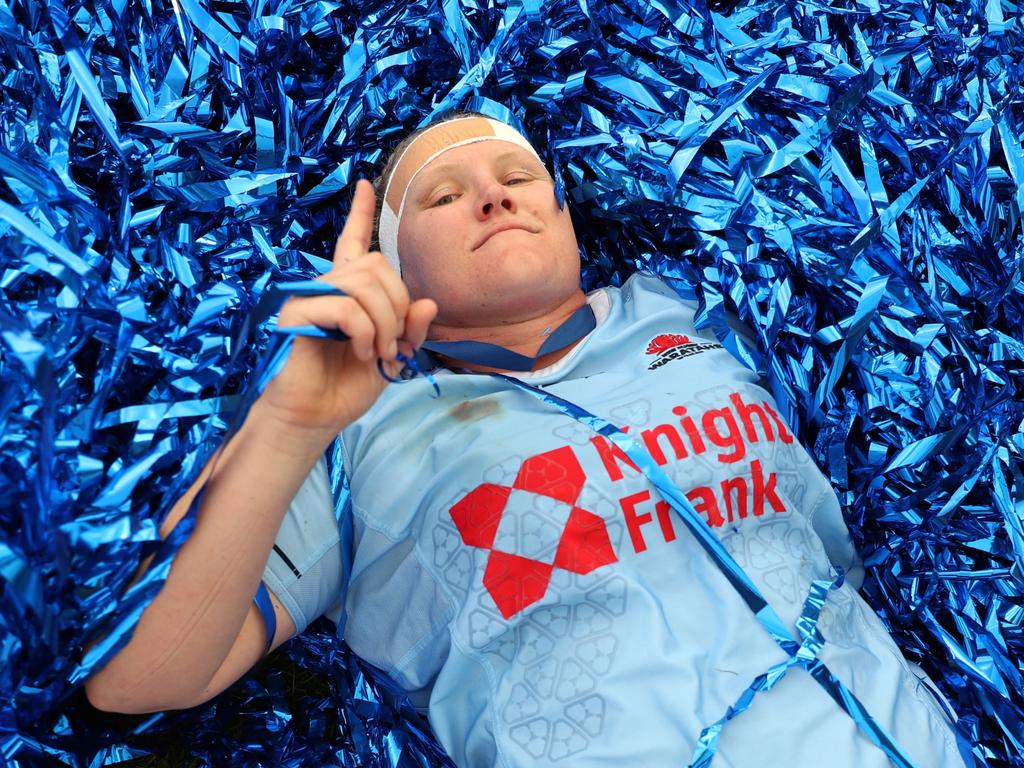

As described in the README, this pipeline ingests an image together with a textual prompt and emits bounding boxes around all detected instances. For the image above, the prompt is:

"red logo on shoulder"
[644,332,722,370]
[645,334,691,355]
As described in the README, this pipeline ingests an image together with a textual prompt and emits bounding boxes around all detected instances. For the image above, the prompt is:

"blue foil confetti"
[0,0,1021,766]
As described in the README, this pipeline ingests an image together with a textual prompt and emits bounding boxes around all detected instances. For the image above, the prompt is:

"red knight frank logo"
[449,446,617,619]
[448,390,796,620]
[645,332,722,370]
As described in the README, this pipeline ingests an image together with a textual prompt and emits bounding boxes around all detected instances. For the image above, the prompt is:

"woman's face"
[394,137,582,328]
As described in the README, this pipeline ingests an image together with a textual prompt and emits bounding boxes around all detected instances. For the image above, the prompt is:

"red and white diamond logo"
[450,446,617,618]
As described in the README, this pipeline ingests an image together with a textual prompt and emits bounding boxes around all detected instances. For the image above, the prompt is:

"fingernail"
[388,340,398,358]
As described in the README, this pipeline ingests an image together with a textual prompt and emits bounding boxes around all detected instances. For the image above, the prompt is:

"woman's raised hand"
[260,179,438,436]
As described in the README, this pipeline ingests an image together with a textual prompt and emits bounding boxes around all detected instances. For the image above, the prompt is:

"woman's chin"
[490,246,575,281]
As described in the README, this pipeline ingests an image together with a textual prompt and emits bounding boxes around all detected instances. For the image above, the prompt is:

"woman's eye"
[432,176,529,206]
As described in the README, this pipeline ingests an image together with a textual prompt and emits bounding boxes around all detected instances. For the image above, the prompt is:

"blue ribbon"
[690,570,845,767]
[253,581,277,654]
[421,302,597,371]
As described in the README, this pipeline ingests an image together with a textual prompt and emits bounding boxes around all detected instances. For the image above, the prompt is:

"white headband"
[378,116,545,273]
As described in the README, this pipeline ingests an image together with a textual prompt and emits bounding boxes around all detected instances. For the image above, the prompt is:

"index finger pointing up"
[333,178,377,262]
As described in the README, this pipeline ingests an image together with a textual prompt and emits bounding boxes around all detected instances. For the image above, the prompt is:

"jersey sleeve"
[261,455,347,635]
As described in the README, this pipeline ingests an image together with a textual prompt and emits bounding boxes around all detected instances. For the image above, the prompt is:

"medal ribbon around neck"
[418,302,596,371]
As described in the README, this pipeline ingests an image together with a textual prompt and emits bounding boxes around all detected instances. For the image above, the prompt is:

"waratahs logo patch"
[645,332,722,370]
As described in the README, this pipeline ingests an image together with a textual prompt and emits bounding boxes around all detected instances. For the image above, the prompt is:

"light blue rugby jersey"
[264,271,966,768]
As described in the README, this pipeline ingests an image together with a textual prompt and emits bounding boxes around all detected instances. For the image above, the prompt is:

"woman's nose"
[476,179,516,219]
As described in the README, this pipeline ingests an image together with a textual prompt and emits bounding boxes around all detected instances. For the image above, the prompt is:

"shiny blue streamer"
[2,0,1021,764]
[690,572,844,768]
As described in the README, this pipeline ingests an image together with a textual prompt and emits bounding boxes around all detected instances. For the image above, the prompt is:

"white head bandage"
[378,116,546,273]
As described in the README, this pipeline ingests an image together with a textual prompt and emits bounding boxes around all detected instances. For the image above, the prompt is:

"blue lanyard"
[420,302,597,371]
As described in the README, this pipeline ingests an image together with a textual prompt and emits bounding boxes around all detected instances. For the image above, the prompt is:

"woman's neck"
[427,290,589,373]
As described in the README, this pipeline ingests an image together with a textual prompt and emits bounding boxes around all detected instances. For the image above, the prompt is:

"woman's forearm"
[84,401,338,712]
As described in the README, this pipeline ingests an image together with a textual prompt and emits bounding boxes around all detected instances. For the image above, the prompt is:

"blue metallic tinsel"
[0,0,1021,765]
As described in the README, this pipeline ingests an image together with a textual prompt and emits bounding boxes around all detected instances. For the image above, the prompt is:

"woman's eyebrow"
[418,150,536,185]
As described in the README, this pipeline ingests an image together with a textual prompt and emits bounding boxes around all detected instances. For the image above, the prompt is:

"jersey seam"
[393,539,459,682]
[445,618,516,768]
[347,493,460,693]
[804,485,832,527]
